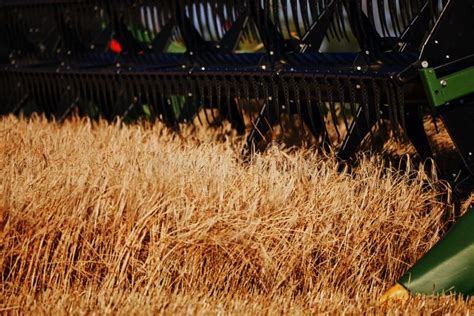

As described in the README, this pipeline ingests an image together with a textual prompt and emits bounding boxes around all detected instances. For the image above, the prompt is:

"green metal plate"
[399,208,474,297]
[420,66,474,107]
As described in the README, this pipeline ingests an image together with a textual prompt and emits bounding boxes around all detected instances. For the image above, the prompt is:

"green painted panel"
[399,208,474,297]
[420,67,474,107]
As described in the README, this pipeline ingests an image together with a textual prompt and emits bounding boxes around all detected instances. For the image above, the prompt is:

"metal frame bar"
[420,66,474,108]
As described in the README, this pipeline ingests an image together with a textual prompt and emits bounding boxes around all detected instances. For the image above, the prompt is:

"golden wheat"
[0,115,472,314]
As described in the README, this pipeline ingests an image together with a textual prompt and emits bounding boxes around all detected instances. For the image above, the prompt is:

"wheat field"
[0,115,472,314]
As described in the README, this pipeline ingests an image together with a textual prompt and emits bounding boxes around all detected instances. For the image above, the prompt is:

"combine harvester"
[0,0,472,299]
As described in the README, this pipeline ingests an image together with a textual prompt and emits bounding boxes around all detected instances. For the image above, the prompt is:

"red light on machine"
[109,39,123,54]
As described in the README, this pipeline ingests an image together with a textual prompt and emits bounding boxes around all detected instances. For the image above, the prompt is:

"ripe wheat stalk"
[0,115,472,314]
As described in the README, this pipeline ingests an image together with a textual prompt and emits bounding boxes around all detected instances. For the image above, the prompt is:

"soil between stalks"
[0,115,472,314]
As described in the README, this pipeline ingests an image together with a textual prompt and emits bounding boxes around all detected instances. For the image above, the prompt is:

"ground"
[0,116,472,314]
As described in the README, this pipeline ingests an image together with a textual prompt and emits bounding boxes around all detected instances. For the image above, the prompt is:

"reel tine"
[396,82,406,134]
[290,0,304,40]
[135,74,147,120]
[281,76,293,127]
[312,75,330,146]
[113,73,126,120]
[176,74,188,124]
[97,73,110,120]
[0,74,6,114]
[155,75,170,124]
[161,75,172,123]
[138,4,151,46]
[332,0,345,41]
[23,73,34,114]
[57,74,72,121]
[208,0,221,42]
[215,75,225,126]
[388,0,402,36]
[42,73,55,117]
[53,73,66,117]
[377,0,390,37]
[13,73,24,114]
[272,76,284,134]
[232,74,247,131]
[382,79,395,137]
[195,0,208,42]
[139,74,152,121]
[406,0,416,24]
[103,73,117,121]
[345,77,358,128]
[371,79,382,124]
[271,0,282,40]
[48,74,60,115]
[189,0,203,51]
[230,0,240,30]
[400,0,412,28]
[366,0,375,31]
[124,74,139,121]
[94,74,108,120]
[70,74,81,118]
[324,75,341,140]
[214,0,225,40]
[75,73,86,117]
[35,73,47,115]
[215,0,226,39]
[108,73,121,120]
[280,0,293,40]
[171,74,185,123]
[81,74,92,119]
[388,80,400,139]
[429,0,439,21]
[222,75,233,126]
[262,77,272,135]
[259,0,270,53]
[242,75,253,128]
[196,0,210,42]
[165,75,179,125]
[307,0,319,38]
[87,73,100,119]
[159,75,171,124]
[10,72,22,114]
[35,73,49,115]
[3,72,12,114]
[148,3,160,43]
[226,75,238,129]
[302,77,318,140]
[20,73,32,114]
[250,76,260,113]
[42,72,54,116]
[322,0,337,42]
[169,74,183,126]
[198,76,212,126]
[147,75,160,121]
[16,73,29,115]
[54,74,66,115]
[290,77,304,137]
[69,73,81,118]
[299,0,311,33]
[164,74,179,125]
[359,79,374,138]
[205,76,217,124]
[335,77,350,133]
